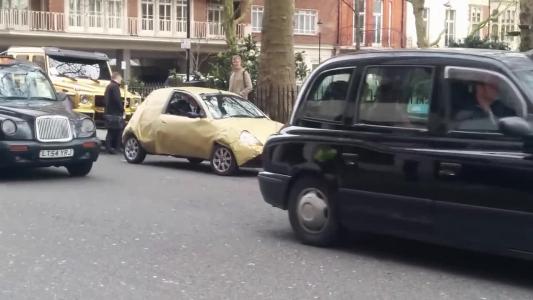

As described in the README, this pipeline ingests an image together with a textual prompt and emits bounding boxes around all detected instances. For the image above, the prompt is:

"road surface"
[0,154,532,299]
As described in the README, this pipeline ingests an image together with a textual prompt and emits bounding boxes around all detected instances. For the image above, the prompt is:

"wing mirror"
[498,117,532,137]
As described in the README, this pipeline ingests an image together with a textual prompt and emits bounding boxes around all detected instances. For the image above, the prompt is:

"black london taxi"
[259,49,533,260]
[0,56,99,176]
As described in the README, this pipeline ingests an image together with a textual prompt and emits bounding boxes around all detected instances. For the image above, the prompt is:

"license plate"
[39,149,74,159]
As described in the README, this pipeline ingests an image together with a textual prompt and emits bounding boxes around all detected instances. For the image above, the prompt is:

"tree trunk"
[258,0,296,122]
[410,0,427,48]
[520,0,533,51]
[223,0,237,51]
[223,0,251,51]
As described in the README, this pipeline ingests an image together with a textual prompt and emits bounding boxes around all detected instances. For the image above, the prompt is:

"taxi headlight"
[239,131,262,146]
[1,119,17,136]
[79,118,95,137]
[80,95,92,105]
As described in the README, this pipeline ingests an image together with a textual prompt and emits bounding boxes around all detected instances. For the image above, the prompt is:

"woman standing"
[228,55,253,100]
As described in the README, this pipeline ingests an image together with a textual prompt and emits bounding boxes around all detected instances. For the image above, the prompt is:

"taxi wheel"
[124,135,146,164]
[210,145,237,176]
[288,176,342,247]
[66,162,93,177]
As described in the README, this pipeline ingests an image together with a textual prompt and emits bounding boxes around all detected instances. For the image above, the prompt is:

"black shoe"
[107,148,117,155]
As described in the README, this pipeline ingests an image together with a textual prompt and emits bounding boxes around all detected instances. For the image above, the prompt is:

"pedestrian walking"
[104,72,125,154]
[228,55,253,100]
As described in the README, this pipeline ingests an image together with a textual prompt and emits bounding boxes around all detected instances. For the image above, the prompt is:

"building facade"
[338,0,407,50]
[405,0,520,50]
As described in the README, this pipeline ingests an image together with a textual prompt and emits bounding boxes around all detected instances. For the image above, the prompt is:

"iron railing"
[0,8,247,40]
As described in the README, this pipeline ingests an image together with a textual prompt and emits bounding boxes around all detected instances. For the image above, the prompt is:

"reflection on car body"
[259,49,533,260]
[122,87,283,176]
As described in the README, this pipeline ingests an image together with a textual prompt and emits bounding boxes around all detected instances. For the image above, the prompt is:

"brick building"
[0,0,406,83]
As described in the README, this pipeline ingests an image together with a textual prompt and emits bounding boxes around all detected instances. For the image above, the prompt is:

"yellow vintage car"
[122,87,284,175]
[7,47,141,121]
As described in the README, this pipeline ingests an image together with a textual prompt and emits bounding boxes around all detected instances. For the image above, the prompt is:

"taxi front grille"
[35,116,73,143]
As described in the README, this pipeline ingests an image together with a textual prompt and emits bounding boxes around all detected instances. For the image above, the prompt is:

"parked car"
[164,71,208,87]
[122,87,283,175]
[259,49,533,260]
[7,47,142,121]
[0,55,99,176]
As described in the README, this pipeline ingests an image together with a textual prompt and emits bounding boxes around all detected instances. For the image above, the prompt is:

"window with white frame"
[159,0,171,32]
[141,0,154,31]
[372,0,383,45]
[88,0,103,28]
[353,0,365,45]
[445,9,456,46]
[251,6,263,33]
[108,0,123,29]
[499,9,516,42]
[0,0,28,9]
[176,0,187,32]
[294,9,318,35]
[69,0,83,27]
[470,6,482,38]
[208,4,223,35]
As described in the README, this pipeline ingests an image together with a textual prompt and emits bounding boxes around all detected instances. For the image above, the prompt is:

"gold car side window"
[166,92,203,117]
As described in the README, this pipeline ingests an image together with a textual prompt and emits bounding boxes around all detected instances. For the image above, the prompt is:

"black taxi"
[259,49,533,259]
[0,56,99,176]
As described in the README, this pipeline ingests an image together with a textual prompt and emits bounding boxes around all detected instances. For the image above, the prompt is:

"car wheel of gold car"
[124,135,146,164]
[210,145,237,176]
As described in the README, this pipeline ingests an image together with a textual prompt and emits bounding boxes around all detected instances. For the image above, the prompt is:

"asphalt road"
[1,154,533,300]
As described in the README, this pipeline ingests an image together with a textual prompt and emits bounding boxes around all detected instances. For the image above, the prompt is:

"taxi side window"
[357,66,434,128]
[300,68,353,122]
[32,56,47,71]
[445,66,524,133]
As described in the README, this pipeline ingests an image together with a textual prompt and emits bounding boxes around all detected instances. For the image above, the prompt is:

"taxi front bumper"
[0,138,100,168]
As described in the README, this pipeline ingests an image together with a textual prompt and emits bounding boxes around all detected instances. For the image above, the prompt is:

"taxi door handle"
[438,162,462,177]
[341,153,359,166]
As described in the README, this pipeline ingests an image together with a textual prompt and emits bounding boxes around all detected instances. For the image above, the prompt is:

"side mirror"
[186,111,201,119]
[498,117,532,137]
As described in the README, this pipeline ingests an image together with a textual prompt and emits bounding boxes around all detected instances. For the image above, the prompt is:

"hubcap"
[212,147,232,173]
[296,188,329,233]
[125,138,139,160]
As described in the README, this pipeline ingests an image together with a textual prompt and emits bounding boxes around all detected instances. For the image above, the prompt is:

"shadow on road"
[142,159,259,177]
[0,167,71,182]
[264,228,533,290]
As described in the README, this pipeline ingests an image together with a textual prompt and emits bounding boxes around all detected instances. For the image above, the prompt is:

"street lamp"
[317,20,323,63]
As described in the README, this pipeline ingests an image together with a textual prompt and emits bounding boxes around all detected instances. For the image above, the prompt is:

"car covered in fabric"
[122,87,283,175]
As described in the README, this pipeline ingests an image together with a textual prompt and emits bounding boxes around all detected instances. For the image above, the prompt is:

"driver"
[456,80,516,126]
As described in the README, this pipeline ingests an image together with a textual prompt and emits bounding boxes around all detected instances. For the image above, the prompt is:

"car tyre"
[210,145,237,176]
[187,158,204,165]
[124,135,146,164]
[66,162,93,177]
[288,176,342,246]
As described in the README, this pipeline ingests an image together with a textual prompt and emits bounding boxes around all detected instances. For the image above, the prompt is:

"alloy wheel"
[125,137,139,161]
[212,146,233,173]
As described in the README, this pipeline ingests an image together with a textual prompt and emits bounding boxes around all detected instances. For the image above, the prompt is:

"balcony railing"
[0,9,248,40]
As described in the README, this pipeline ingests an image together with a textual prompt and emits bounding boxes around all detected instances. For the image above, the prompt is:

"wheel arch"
[282,168,339,210]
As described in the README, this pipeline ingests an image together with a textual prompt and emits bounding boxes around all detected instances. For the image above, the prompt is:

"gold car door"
[157,93,215,159]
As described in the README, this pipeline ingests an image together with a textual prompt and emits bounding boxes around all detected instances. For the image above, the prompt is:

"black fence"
[127,83,301,122]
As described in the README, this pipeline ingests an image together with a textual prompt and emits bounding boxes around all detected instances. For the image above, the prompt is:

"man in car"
[104,72,124,154]
[455,80,516,130]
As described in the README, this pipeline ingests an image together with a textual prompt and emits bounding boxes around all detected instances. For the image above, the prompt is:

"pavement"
[0,154,533,299]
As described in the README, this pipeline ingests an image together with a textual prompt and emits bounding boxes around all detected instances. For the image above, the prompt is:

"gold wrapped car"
[7,47,141,121]
[122,87,283,175]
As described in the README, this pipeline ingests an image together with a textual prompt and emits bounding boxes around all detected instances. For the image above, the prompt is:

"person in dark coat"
[104,72,125,154]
